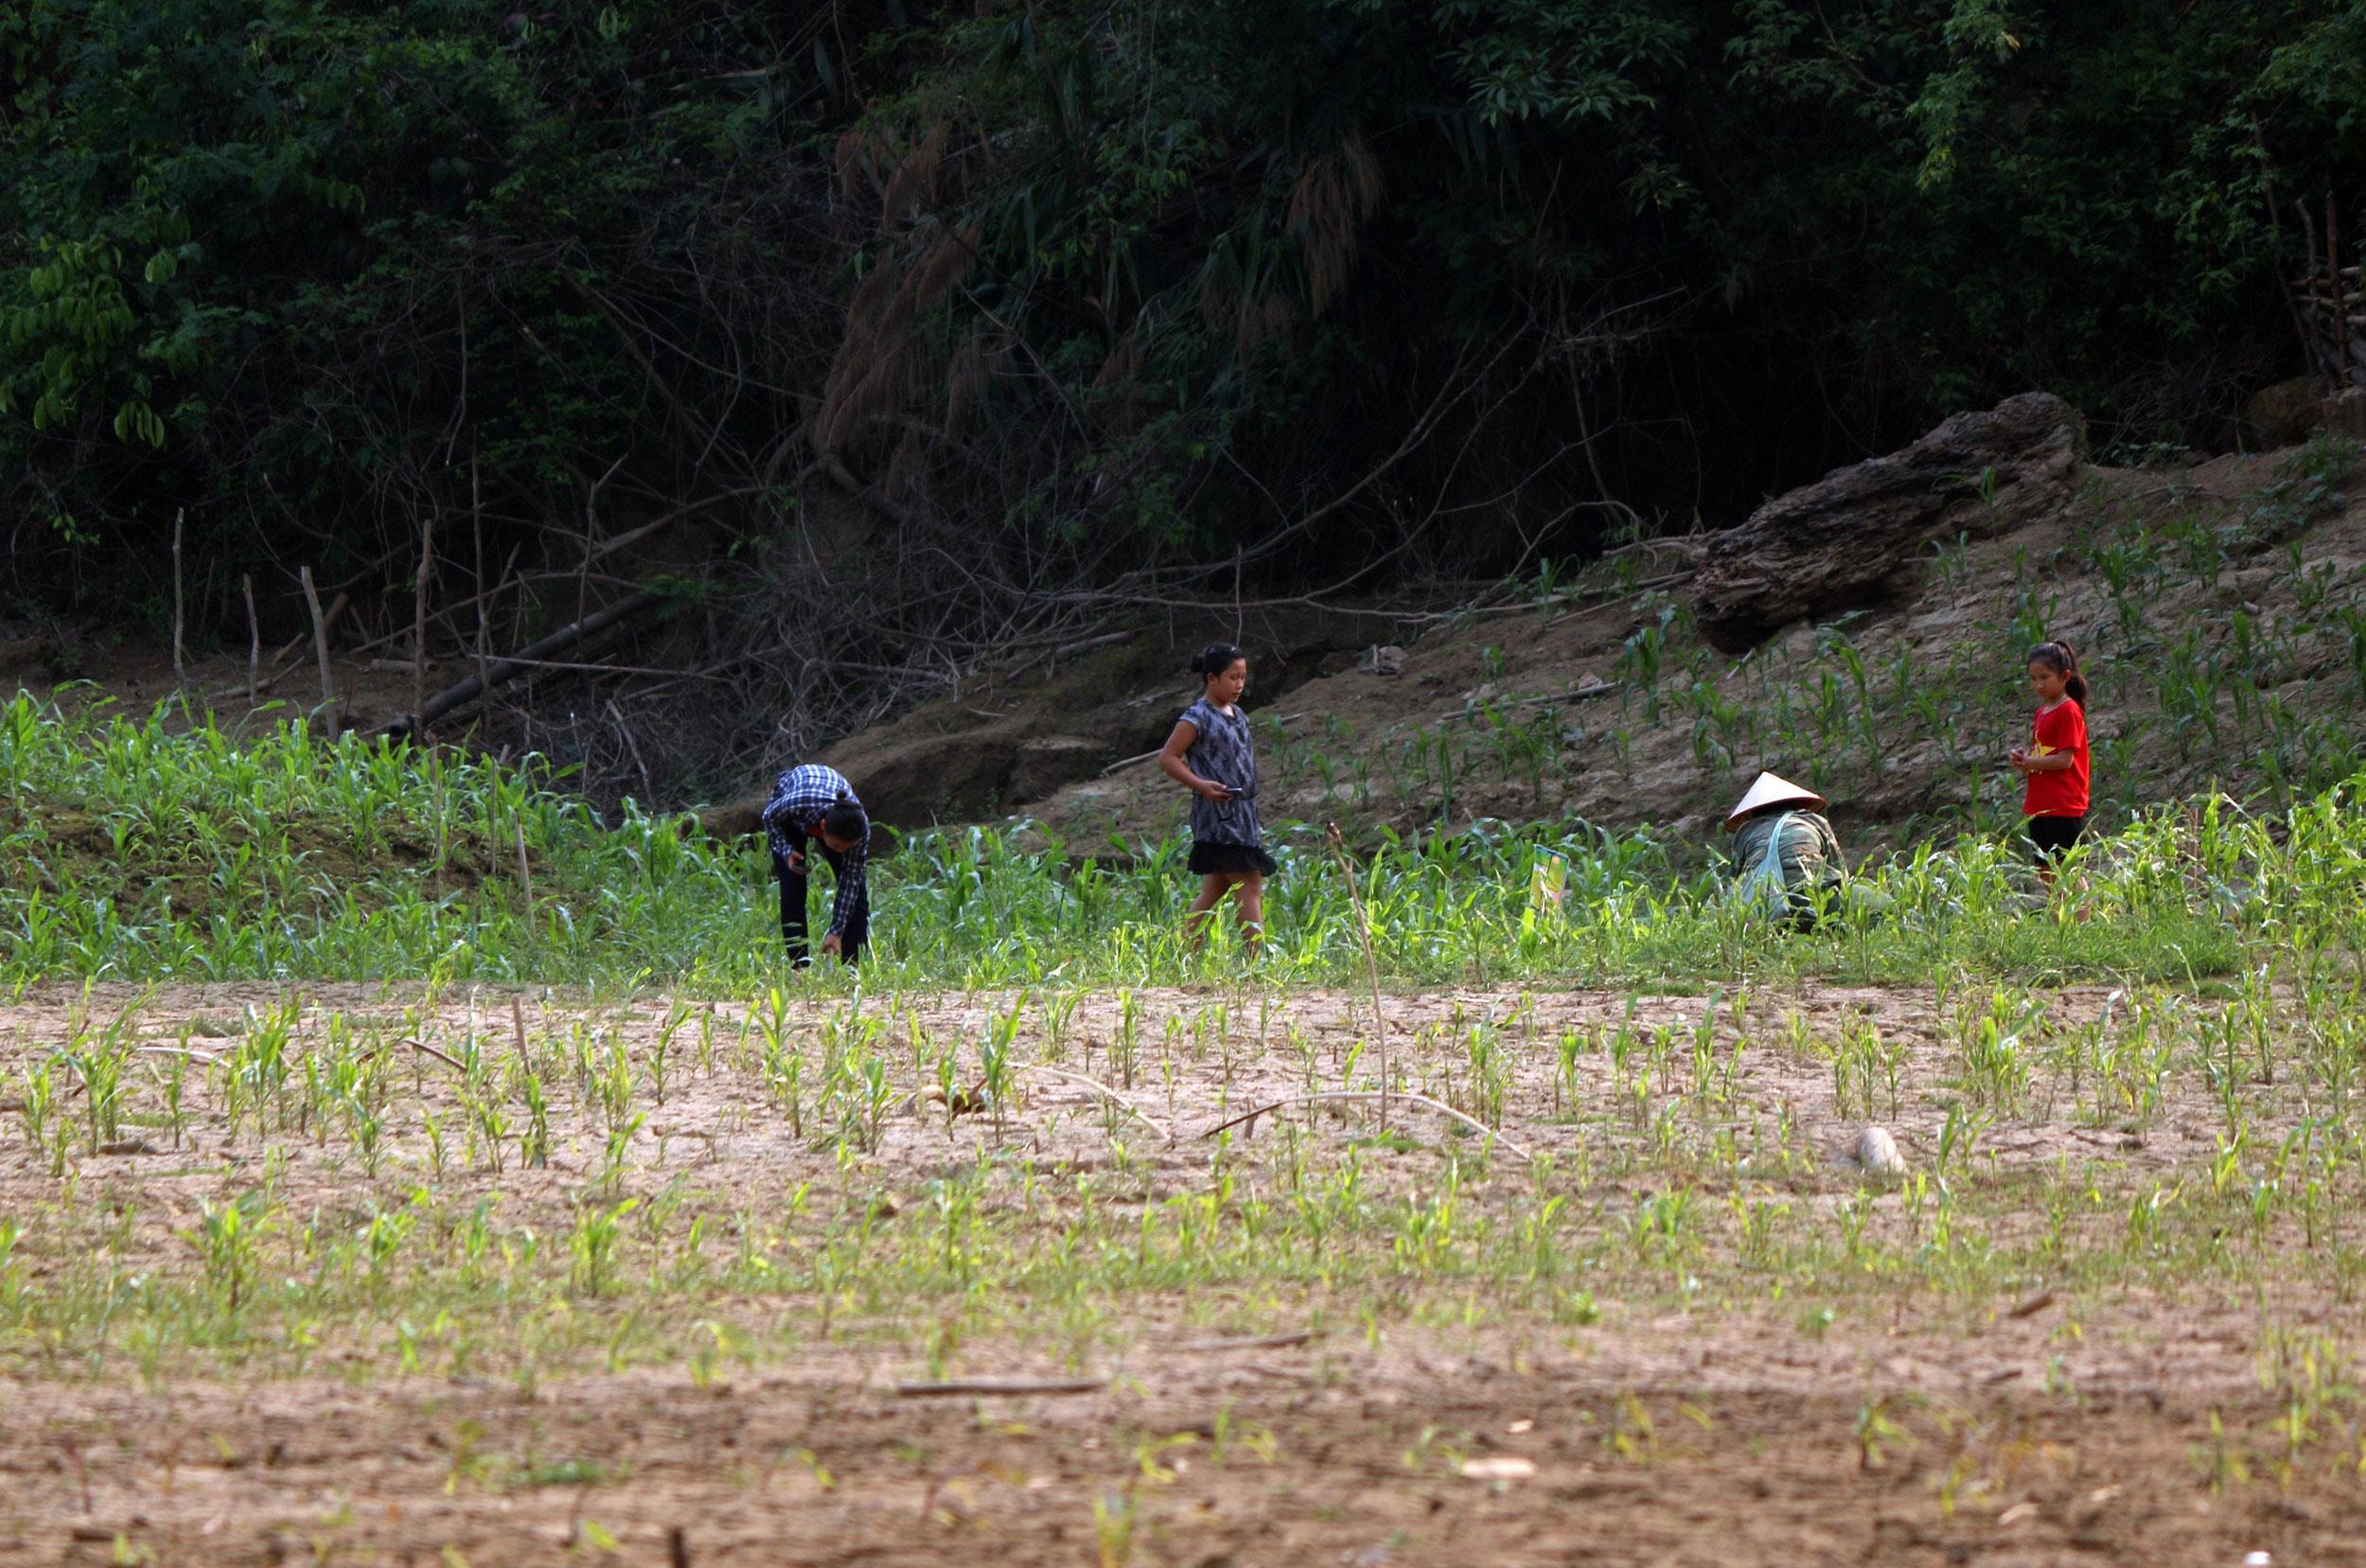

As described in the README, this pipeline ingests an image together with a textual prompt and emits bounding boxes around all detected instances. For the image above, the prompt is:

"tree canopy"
[3,0,2360,784]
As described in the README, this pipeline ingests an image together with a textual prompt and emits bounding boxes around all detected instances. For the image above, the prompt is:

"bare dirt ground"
[5,982,2363,1564]
[9,1346,2353,1567]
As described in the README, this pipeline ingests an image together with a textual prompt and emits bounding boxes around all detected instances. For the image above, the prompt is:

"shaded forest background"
[3,0,2362,803]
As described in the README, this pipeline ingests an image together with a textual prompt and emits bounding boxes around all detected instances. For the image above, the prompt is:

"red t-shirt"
[2023,698,2090,818]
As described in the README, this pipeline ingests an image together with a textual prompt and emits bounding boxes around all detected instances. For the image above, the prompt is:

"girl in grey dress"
[1157,643,1276,951]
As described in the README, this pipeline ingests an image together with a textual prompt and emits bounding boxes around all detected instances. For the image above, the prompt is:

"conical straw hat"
[1724,771,1826,830]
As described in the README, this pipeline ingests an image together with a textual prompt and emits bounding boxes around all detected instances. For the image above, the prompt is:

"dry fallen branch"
[1171,1330,1319,1354]
[1199,1089,1534,1162]
[375,1035,466,1071]
[1016,1065,1174,1141]
[893,1378,1105,1399]
[373,590,662,739]
[133,1045,225,1066]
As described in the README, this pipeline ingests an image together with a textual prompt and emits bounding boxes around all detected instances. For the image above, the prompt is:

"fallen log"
[1691,392,2085,653]
[372,590,662,740]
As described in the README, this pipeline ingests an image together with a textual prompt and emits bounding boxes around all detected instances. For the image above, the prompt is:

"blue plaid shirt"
[762,764,868,936]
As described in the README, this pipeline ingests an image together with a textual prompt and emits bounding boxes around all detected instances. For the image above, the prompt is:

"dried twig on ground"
[1016,1065,1174,1141]
[1199,1088,1533,1162]
[893,1378,1104,1398]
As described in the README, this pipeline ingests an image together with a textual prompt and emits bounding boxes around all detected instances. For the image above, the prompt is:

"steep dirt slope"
[963,442,2366,858]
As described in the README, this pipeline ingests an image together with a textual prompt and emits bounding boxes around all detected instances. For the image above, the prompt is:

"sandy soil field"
[4,981,2361,1564]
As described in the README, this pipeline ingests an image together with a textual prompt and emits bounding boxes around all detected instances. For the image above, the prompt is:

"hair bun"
[1192,642,1245,677]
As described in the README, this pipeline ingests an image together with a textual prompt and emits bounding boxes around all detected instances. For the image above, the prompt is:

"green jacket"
[1729,810,1844,893]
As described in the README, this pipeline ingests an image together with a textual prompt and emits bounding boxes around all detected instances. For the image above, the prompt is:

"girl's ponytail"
[2030,639,2089,708]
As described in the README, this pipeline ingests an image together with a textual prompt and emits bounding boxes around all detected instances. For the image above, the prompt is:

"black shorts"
[2027,814,2086,863]
[1189,840,1277,877]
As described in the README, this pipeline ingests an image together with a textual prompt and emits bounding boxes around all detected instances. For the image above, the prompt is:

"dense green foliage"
[3,0,2361,625]
[0,0,869,619]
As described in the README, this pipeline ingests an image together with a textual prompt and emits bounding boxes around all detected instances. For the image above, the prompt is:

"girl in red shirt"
[2008,639,2090,877]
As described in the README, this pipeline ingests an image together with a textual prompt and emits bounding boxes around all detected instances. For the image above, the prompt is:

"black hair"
[2028,639,2090,708]
[821,794,869,844]
[1191,643,1247,679]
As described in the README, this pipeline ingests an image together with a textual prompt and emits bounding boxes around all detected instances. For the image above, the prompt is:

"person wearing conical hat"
[1724,771,1845,928]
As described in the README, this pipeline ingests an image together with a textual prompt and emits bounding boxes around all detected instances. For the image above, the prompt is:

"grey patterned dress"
[1179,698,1272,868]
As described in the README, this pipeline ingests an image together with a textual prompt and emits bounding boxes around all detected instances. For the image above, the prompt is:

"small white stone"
[1458,1456,1536,1481]
[1855,1125,1907,1175]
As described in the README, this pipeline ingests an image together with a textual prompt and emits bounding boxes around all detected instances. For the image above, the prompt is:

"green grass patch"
[1,691,2360,989]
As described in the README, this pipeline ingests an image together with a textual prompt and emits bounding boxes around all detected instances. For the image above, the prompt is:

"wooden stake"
[299,565,337,735]
[515,819,535,910]
[472,453,491,724]
[1326,822,1392,1131]
[241,573,259,709]
[2331,194,2355,386]
[412,511,436,738]
[170,508,185,685]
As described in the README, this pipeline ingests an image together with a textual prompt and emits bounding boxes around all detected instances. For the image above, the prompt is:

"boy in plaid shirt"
[761,764,871,965]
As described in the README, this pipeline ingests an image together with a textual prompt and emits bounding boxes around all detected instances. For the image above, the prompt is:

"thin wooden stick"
[292,590,350,665]
[893,1378,1104,1399]
[1442,682,1620,719]
[133,1045,223,1066]
[170,509,185,685]
[299,565,337,735]
[515,819,536,910]
[1199,1089,1533,1162]
[1171,1330,1318,1353]
[371,1035,466,1071]
[2331,194,2356,386]
[241,573,260,709]
[472,453,491,718]
[412,510,436,738]
[1016,1065,1174,1141]
[607,697,654,803]
[1325,822,1393,1131]
[371,589,661,739]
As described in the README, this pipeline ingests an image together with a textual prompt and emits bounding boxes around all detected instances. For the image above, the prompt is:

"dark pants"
[2028,814,2086,864]
[774,844,868,966]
